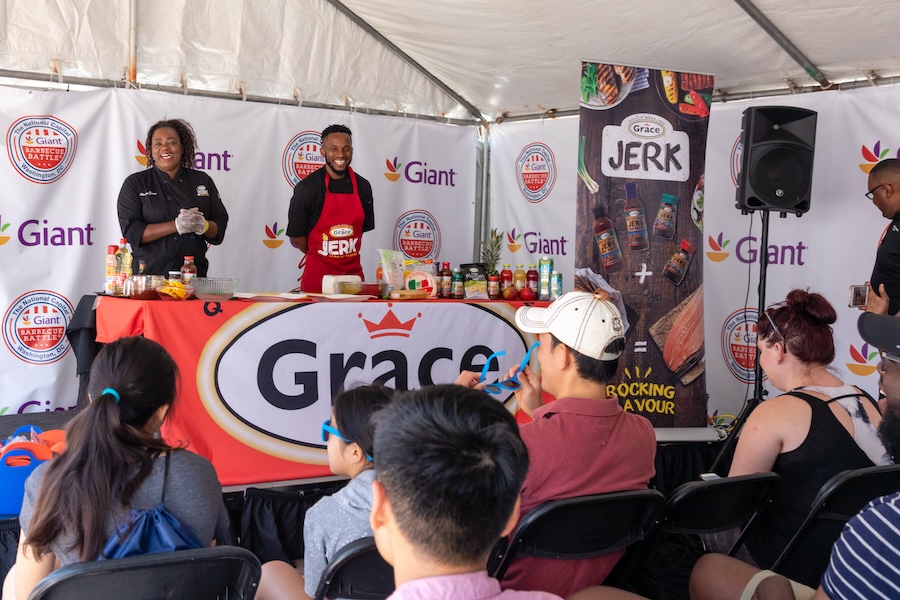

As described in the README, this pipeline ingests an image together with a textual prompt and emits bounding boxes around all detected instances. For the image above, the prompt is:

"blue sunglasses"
[321,419,373,461]
[479,341,541,395]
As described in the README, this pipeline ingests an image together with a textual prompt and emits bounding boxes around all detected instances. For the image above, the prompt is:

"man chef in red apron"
[287,124,375,293]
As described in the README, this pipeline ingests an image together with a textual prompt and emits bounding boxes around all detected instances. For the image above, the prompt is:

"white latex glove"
[192,215,208,235]
[175,210,195,235]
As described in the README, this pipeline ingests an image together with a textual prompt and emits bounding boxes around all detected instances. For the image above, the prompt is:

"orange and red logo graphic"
[707,232,730,262]
[507,229,522,252]
[859,140,897,174]
[360,306,420,339]
[0,216,11,246]
[7,116,78,184]
[384,157,402,182]
[846,342,879,376]
[135,139,149,167]
[264,222,285,249]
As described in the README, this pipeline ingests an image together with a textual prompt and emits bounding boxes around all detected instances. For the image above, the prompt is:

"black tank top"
[745,391,876,568]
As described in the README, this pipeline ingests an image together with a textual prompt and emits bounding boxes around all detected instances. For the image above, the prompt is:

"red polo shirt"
[501,395,656,597]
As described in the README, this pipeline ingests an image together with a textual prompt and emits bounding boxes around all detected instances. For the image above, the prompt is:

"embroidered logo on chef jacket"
[317,224,359,258]
[138,190,158,197]
[196,185,209,197]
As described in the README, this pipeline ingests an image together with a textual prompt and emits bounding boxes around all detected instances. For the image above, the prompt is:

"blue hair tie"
[102,388,121,403]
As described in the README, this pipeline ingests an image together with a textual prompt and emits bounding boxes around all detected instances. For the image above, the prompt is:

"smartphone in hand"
[849,285,869,308]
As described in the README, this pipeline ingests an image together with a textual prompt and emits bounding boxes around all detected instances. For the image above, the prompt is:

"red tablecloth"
[96,296,545,485]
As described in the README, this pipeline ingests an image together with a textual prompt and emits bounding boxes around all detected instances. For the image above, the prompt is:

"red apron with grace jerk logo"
[300,168,365,293]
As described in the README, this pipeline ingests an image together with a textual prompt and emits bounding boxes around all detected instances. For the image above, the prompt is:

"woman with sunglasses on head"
[725,288,890,570]
[2,337,229,600]
[256,385,394,600]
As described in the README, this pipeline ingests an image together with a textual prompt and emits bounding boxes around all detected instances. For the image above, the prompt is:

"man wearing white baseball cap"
[497,292,656,596]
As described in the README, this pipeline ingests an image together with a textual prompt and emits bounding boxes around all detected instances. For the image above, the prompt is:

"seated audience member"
[723,290,890,568]
[256,385,395,600]
[2,337,229,600]
[689,311,900,600]
[459,291,656,597]
[372,384,644,600]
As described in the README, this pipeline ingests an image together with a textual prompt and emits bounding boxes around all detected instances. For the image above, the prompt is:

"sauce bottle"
[663,240,695,285]
[451,268,464,299]
[500,264,513,291]
[592,205,624,274]
[624,182,649,251]
[440,262,452,298]
[180,256,198,285]
[526,265,539,293]
[513,264,527,290]
[653,193,679,239]
[488,276,500,300]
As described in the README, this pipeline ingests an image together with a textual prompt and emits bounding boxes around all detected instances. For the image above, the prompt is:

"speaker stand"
[710,210,772,473]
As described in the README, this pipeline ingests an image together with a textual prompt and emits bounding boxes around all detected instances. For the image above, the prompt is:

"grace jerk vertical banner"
[576,63,712,426]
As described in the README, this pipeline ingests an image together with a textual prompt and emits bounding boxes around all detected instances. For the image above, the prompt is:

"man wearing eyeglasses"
[453,291,656,597]
[865,158,900,315]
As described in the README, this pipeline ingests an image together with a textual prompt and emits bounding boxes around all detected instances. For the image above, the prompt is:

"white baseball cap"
[515,292,625,360]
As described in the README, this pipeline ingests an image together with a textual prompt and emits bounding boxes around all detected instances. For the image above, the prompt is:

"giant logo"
[515,143,557,203]
[282,131,324,187]
[3,290,74,364]
[394,210,441,261]
[721,308,761,384]
[7,116,78,184]
[197,302,530,462]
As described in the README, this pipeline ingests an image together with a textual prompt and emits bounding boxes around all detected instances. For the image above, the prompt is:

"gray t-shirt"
[20,449,229,566]
[303,469,376,597]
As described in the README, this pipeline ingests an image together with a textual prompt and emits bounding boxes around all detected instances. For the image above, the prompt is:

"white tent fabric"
[1,0,899,120]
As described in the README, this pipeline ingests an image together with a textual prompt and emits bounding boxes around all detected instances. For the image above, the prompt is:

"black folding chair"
[490,489,665,584]
[313,536,394,600]
[771,463,900,588]
[27,545,261,600]
[661,471,781,555]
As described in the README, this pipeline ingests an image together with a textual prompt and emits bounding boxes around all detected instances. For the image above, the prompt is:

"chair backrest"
[491,489,666,583]
[662,471,780,555]
[27,545,261,600]
[313,536,394,600]
[772,464,900,588]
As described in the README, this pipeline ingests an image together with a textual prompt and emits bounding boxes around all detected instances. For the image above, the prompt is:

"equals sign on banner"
[634,341,648,353]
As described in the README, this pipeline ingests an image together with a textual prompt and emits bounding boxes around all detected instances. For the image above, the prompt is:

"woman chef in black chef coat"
[117,119,228,276]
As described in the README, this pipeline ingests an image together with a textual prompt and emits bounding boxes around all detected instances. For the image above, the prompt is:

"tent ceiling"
[0,0,897,121]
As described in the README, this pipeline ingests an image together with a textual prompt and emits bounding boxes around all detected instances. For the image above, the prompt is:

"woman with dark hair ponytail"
[724,288,891,569]
[3,337,229,600]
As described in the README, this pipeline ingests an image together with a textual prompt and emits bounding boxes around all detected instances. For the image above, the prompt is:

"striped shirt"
[821,492,900,599]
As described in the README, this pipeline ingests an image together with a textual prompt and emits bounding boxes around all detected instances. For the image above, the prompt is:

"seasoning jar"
[488,275,500,300]
[653,193,679,239]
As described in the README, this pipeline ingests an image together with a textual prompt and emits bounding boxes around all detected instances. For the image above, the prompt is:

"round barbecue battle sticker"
[282,131,325,187]
[515,142,557,203]
[721,308,764,384]
[7,116,78,184]
[3,291,75,364]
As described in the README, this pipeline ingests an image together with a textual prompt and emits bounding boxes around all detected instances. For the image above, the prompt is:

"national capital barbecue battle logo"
[516,143,557,203]
[3,290,75,364]
[394,210,441,261]
[282,131,324,187]
[721,308,762,384]
[7,116,78,184]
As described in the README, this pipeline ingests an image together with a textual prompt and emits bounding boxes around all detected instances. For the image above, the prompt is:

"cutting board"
[649,286,705,385]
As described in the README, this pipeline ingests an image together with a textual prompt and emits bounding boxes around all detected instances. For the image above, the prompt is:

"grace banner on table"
[574,63,712,427]
[0,87,475,416]
[95,297,535,485]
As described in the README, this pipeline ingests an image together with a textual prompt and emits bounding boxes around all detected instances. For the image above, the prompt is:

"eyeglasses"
[321,419,373,461]
[479,341,541,395]
[866,183,885,200]
[878,350,900,367]
[763,309,786,344]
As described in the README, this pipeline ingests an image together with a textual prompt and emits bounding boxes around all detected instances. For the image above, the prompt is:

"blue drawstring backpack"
[100,451,203,560]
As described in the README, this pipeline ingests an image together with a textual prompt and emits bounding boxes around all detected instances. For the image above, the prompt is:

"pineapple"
[480,228,504,278]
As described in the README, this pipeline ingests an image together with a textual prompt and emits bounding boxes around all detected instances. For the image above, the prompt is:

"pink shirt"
[501,395,657,597]
[388,571,563,600]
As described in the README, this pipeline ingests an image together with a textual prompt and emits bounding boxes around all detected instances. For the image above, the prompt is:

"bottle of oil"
[113,238,133,296]
[624,182,649,251]
[592,204,624,274]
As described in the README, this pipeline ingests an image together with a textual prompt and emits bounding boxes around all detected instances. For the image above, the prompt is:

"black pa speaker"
[735,106,817,216]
